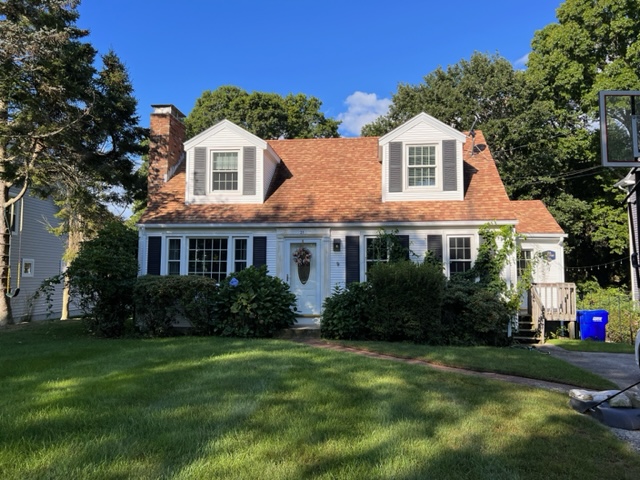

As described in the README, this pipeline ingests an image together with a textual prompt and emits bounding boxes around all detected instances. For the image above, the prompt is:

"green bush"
[441,277,512,346]
[133,275,218,336]
[578,283,640,344]
[67,222,138,337]
[367,260,446,343]
[321,283,373,340]
[210,266,297,337]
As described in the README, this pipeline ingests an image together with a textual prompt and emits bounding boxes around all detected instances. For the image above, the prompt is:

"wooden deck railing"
[530,283,577,341]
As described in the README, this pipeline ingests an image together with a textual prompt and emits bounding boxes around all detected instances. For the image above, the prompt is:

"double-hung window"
[408,145,436,187]
[167,238,181,275]
[211,151,238,191]
[517,249,533,279]
[234,238,248,272]
[366,237,388,272]
[449,236,472,274]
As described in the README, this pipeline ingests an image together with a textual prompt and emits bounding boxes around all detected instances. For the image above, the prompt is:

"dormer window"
[408,145,437,187]
[212,151,239,191]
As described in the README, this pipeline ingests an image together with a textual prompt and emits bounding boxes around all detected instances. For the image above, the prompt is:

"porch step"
[275,325,321,340]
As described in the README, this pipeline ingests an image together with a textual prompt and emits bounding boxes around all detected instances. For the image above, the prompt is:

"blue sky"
[78,1,561,137]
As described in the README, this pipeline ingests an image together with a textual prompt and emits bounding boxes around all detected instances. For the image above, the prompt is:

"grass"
[547,338,635,354]
[1,320,638,479]
[331,340,617,390]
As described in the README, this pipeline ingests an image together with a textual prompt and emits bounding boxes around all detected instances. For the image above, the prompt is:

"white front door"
[289,242,321,315]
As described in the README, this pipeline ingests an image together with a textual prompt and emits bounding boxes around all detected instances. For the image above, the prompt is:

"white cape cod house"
[138,105,569,337]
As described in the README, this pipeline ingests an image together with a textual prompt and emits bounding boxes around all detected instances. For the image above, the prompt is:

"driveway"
[536,344,640,390]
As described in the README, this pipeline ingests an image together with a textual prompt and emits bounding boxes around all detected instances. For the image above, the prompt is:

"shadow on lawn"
[1,326,639,479]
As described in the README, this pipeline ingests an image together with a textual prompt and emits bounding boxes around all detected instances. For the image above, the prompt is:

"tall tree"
[185,86,341,139]
[524,0,640,284]
[362,47,631,286]
[0,0,145,325]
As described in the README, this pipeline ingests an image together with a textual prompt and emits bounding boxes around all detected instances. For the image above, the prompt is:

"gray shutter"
[193,147,207,195]
[389,142,403,193]
[427,235,443,262]
[253,236,267,267]
[345,236,360,284]
[442,139,457,192]
[398,235,410,261]
[147,237,162,275]
[243,146,256,196]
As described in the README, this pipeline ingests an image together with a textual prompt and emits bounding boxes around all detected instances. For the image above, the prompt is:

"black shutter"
[147,236,162,275]
[442,139,457,192]
[253,236,267,267]
[427,235,443,262]
[398,235,410,260]
[389,142,403,193]
[243,146,256,196]
[194,146,207,195]
[345,236,360,284]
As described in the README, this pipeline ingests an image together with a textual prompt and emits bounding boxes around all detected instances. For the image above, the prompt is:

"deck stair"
[515,283,577,344]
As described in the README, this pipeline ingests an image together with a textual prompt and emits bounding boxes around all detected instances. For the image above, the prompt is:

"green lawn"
[547,338,635,354]
[1,321,638,480]
[332,340,617,390]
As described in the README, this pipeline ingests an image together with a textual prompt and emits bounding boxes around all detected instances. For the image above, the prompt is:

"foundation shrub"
[321,282,374,340]
[367,260,446,343]
[133,275,218,336]
[442,276,512,346]
[210,266,297,337]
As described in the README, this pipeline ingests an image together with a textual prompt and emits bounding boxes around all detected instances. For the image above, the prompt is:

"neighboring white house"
[5,189,77,322]
[138,105,567,326]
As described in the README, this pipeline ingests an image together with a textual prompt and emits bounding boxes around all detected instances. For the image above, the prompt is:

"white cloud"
[337,91,392,137]
[514,53,529,69]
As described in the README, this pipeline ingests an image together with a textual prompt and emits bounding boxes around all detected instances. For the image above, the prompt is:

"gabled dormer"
[183,120,281,205]
[379,112,467,202]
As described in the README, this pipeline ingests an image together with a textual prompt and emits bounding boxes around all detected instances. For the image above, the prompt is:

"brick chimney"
[148,104,186,197]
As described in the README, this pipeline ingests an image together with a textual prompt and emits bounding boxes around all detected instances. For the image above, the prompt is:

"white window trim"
[209,149,242,195]
[445,235,475,277]
[232,236,250,274]
[162,234,255,278]
[364,235,390,274]
[166,237,182,275]
[22,258,34,277]
[405,143,441,191]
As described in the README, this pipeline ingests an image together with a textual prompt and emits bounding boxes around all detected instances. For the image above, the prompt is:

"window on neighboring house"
[407,145,436,187]
[22,259,34,277]
[517,249,533,279]
[188,238,228,282]
[366,237,388,272]
[234,238,248,272]
[211,151,238,191]
[449,237,472,274]
[167,238,181,275]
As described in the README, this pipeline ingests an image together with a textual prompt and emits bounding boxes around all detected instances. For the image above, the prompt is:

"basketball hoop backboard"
[599,90,640,167]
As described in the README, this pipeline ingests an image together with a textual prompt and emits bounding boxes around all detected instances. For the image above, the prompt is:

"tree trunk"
[0,182,14,326]
[61,281,70,320]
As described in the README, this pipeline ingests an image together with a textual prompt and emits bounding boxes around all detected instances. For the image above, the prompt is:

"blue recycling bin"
[576,310,609,341]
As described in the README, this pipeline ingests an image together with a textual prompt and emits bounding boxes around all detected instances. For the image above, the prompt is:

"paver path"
[295,339,577,393]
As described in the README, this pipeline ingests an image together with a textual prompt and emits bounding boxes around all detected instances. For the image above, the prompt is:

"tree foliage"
[67,221,138,337]
[362,2,640,287]
[185,85,341,139]
[0,0,146,324]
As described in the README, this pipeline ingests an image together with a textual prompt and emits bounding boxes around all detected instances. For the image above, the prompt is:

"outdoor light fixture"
[333,239,341,252]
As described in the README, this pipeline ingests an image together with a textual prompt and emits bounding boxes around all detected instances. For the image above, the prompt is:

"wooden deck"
[517,283,577,343]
